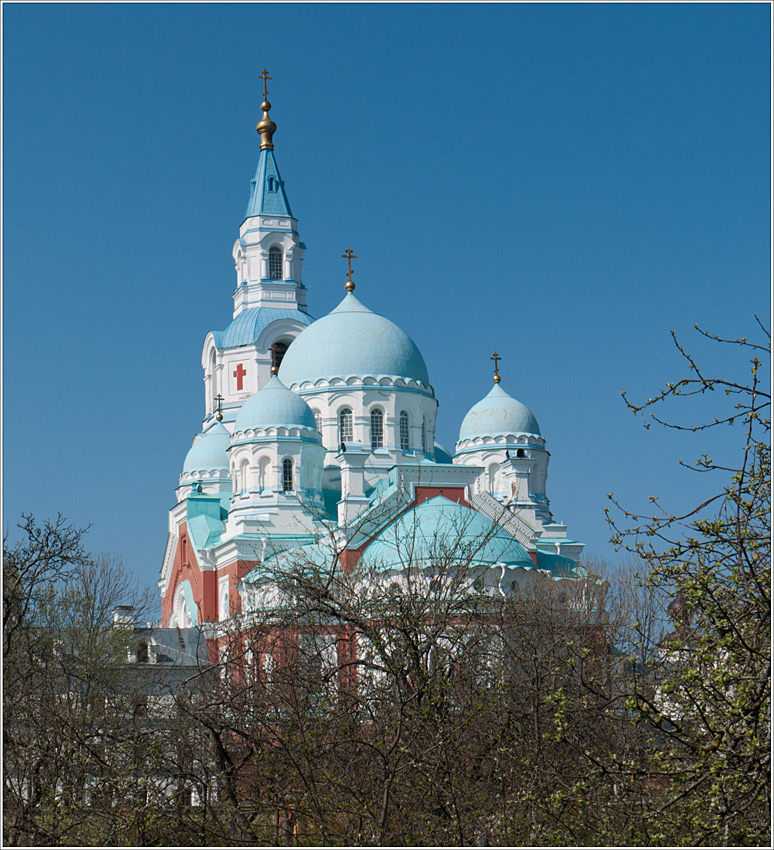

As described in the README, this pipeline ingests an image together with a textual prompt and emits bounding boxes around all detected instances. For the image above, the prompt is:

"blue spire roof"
[245,149,293,218]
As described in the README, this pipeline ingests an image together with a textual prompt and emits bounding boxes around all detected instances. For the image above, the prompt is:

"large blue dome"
[278,293,430,387]
[183,421,231,473]
[234,376,318,432]
[458,383,541,442]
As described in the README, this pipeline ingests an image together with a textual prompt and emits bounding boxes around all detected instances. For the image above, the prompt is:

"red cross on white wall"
[233,363,247,391]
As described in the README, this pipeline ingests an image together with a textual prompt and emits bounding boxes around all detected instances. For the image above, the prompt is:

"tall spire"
[244,70,293,219]
[233,71,307,319]
[256,68,277,150]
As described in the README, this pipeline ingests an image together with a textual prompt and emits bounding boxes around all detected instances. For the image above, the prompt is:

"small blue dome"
[234,375,318,432]
[183,421,231,473]
[361,495,534,572]
[459,383,541,442]
[434,442,454,463]
[278,293,430,387]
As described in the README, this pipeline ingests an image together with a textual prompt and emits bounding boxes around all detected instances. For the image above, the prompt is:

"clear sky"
[3,2,770,607]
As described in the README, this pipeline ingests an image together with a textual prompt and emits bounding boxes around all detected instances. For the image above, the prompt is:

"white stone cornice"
[288,375,435,397]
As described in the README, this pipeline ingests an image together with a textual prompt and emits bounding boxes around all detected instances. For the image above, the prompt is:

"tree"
[606,322,771,846]
[3,515,165,846]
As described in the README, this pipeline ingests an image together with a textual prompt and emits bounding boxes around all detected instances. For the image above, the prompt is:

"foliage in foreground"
[607,321,770,845]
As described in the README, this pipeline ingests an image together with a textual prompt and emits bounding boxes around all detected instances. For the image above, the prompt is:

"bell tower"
[200,72,315,426]
[231,69,307,317]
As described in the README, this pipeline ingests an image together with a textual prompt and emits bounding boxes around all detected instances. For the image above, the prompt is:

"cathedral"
[158,76,585,630]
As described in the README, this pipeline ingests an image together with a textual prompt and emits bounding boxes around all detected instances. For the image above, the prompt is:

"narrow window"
[313,411,322,434]
[370,408,384,450]
[421,417,428,454]
[268,246,283,280]
[267,177,276,192]
[339,408,353,443]
[282,458,294,492]
[399,411,410,451]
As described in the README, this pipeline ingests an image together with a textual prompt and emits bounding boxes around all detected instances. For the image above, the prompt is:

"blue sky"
[3,3,770,604]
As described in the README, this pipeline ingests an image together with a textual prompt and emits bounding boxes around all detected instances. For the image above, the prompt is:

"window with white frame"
[282,458,294,492]
[339,408,353,444]
[399,410,410,451]
[268,246,283,280]
[219,577,230,620]
[370,408,384,449]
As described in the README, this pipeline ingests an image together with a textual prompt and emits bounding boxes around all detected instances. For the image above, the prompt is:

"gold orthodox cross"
[491,352,502,383]
[258,68,272,101]
[341,246,358,291]
[214,393,224,421]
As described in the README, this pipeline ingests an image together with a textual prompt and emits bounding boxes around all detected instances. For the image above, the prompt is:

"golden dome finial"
[214,393,224,421]
[491,352,502,383]
[256,68,276,150]
[342,246,358,292]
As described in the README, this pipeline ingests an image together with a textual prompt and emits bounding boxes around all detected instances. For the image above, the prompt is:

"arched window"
[268,246,283,280]
[312,410,322,434]
[516,448,526,458]
[339,408,353,444]
[267,176,276,192]
[421,416,428,454]
[282,458,294,492]
[399,411,410,451]
[258,457,271,492]
[370,408,384,450]
[488,463,500,492]
[240,459,250,494]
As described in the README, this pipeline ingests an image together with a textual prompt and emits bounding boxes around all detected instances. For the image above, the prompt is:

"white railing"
[470,492,539,549]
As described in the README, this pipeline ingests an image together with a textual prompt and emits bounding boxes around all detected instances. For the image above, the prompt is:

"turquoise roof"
[360,495,534,572]
[244,148,293,218]
[535,550,581,577]
[278,292,430,387]
[212,306,314,350]
[182,421,231,474]
[234,375,318,432]
[458,383,541,442]
[186,494,227,551]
